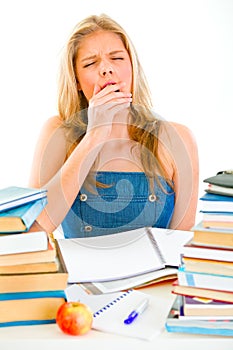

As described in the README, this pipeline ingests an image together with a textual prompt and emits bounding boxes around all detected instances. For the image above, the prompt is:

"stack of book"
[0,186,68,327]
[165,171,233,336]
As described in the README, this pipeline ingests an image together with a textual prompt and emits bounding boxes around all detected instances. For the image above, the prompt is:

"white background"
[0,0,232,216]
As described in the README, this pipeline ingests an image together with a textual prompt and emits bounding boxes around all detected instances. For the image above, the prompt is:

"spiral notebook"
[66,284,162,340]
[57,227,193,283]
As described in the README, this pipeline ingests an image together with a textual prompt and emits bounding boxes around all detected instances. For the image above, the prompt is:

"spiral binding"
[93,290,133,318]
[145,227,166,264]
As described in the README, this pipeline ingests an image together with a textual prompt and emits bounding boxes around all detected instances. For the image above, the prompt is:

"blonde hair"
[57,14,171,190]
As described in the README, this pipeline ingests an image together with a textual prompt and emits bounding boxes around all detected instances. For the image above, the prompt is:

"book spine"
[0,319,56,328]
[0,290,66,301]
[165,323,233,336]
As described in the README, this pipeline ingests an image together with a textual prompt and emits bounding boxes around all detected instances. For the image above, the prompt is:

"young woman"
[29,14,199,237]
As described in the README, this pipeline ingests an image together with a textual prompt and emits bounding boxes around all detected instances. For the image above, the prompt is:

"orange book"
[172,280,233,304]
[0,250,68,293]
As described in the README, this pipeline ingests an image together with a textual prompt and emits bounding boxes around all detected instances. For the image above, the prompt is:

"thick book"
[0,290,66,327]
[165,295,233,336]
[182,239,233,262]
[191,221,233,248]
[0,197,47,232]
[178,266,233,292]
[204,171,233,188]
[0,238,56,266]
[202,212,233,230]
[0,251,68,293]
[182,295,233,317]
[200,193,233,213]
[172,281,233,303]
[56,227,193,283]
[204,171,233,197]
[0,230,48,255]
[0,260,58,274]
[0,186,47,212]
[205,184,233,197]
[182,256,233,277]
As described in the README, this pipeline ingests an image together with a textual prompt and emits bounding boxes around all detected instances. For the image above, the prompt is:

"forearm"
[32,129,105,233]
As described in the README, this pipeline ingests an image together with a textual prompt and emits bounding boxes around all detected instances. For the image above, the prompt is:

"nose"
[100,64,113,77]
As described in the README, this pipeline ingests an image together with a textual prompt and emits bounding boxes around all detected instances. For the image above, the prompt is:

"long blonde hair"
[57,14,171,189]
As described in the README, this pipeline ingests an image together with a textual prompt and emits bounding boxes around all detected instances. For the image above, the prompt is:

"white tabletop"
[0,281,232,350]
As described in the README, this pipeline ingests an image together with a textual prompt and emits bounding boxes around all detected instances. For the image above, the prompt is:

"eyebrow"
[80,50,126,63]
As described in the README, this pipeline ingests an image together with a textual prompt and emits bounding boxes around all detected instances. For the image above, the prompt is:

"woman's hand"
[87,82,132,137]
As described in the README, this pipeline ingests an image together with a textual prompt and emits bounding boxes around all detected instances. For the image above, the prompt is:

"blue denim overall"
[61,171,175,238]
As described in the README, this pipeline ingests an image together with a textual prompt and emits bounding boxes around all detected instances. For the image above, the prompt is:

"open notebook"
[65,284,163,340]
[57,227,193,283]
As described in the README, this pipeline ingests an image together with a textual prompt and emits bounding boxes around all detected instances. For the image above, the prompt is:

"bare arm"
[158,122,199,230]
[28,83,132,232]
[28,116,106,232]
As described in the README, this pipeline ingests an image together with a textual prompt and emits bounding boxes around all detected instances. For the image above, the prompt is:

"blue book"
[165,295,233,336]
[0,186,47,212]
[0,197,47,232]
[0,290,66,327]
[200,193,233,213]
[200,193,233,202]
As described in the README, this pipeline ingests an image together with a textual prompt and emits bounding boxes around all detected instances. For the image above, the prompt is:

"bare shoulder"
[34,115,67,160]
[41,115,64,134]
[159,120,197,147]
[38,116,67,143]
[169,121,196,142]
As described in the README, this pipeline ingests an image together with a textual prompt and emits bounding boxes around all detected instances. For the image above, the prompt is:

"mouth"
[101,81,119,91]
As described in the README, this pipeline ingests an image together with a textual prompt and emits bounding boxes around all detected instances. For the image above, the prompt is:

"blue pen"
[124,298,149,324]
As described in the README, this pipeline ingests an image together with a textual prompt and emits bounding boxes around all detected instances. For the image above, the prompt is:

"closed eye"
[112,57,124,60]
[83,62,95,68]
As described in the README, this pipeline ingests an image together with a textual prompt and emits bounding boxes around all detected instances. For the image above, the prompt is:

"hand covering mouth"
[101,81,118,90]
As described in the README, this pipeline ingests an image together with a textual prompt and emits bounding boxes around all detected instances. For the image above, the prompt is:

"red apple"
[56,301,93,336]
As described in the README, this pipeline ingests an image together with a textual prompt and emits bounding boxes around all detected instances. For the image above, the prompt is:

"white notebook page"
[57,228,165,283]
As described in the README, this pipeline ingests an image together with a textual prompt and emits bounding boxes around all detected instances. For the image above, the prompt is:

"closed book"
[165,295,233,336]
[191,221,233,248]
[182,256,233,277]
[0,186,47,212]
[0,252,68,293]
[182,239,233,262]
[202,212,233,230]
[0,290,66,327]
[178,267,233,292]
[0,197,47,233]
[0,230,48,255]
[205,184,233,197]
[0,225,57,276]
[204,171,233,188]
[0,238,56,266]
[172,282,233,304]
[200,193,233,213]
[0,260,58,274]
[182,295,233,317]
[179,315,233,320]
